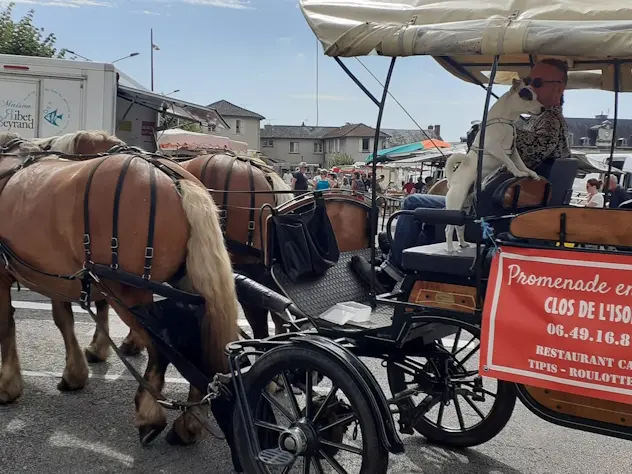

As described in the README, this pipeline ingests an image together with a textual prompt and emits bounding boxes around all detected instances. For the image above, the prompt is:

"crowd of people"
[283,162,388,196]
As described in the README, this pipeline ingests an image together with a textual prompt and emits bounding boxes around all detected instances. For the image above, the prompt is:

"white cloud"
[289,93,361,102]
[180,0,252,8]
[132,9,160,14]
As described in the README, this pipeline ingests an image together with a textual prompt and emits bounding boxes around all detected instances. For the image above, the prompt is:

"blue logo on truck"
[44,109,64,126]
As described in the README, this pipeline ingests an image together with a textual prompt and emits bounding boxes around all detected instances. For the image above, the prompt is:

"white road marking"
[21,370,190,385]
[11,300,274,335]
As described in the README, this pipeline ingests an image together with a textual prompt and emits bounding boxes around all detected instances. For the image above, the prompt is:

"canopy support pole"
[603,60,620,207]
[334,57,381,107]
[335,56,397,303]
[368,57,397,302]
[474,55,499,311]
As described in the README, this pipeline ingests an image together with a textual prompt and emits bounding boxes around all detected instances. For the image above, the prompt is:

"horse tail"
[178,179,238,373]
[268,172,293,206]
[445,152,466,182]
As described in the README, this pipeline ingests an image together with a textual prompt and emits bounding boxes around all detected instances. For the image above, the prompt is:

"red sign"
[480,246,632,404]
[141,121,155,137]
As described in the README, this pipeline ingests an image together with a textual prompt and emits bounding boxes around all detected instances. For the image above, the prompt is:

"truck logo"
[44,109,63,127]
[42,88,71,132]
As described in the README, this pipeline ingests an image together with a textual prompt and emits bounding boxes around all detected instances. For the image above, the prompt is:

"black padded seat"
[401,242,478,276]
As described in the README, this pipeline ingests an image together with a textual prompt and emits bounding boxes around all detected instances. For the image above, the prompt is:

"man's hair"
[539,58,568,84]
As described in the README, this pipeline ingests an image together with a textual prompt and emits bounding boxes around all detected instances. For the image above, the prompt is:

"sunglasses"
[523,77,563,88]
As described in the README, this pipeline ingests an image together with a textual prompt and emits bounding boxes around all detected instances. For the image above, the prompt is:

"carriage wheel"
[387,318,517,448]
[233,344,389,474]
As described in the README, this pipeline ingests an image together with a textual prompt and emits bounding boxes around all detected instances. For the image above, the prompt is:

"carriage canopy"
[299,0,632,92]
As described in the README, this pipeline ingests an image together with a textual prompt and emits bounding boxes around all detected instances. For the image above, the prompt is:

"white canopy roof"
[156,128,248,154]
[299,0,632,91]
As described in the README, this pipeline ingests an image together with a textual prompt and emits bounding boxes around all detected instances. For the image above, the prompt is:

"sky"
[4,0,632,141]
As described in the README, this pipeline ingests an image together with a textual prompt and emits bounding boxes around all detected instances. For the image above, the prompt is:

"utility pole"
[316,38,319,126]
[150,29,155,91]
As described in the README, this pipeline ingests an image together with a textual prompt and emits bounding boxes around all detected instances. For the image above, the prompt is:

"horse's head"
[34,130,126,155]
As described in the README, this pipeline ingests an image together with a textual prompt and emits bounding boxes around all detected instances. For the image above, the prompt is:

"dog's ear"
[511,78,521,91]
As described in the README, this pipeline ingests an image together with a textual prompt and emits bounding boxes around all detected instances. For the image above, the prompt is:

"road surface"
[0,286,629,473]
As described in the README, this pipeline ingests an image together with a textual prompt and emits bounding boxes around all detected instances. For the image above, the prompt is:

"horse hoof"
[165,425,197,446]
[139,422,167,446]
[84,348,105,364]
[120,342,142,357]
[57,377,83,392]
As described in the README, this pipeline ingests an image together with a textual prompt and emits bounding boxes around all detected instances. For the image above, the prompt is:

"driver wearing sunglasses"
[514,58,571,174]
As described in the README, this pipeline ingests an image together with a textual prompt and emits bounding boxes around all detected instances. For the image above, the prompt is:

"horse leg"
[242,303,270,339]
[84,299,112,363]
[120,328,146,356]
[52,301,89,391]
[166,385,206,445]
[0,281,22,404]
[107,290,168,443]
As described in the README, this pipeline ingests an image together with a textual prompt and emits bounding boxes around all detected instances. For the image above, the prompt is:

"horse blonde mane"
[32,130,125,155]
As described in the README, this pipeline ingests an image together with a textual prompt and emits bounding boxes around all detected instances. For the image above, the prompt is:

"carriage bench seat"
[401,243,478,277]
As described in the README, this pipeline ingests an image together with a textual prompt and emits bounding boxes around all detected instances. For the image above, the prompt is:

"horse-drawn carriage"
[2,1,632,473]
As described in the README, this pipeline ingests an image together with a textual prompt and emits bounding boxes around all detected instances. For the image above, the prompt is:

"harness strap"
[144,162,157,280]
[246,162,256,246]
[221,156,238,233]
[111,155,137,270]
[83,158,109,264]
[200,154,217,185]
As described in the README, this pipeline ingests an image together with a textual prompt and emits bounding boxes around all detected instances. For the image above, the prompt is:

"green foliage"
[328,152,354,167]
[0,3,67,58]
[178,121,203,133]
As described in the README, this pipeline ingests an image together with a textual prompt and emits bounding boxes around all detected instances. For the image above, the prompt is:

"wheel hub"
[278,426,308,455]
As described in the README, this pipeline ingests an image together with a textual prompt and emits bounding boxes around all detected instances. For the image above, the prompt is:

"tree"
[0,3,67,58]
[178,121,203,133]
[328,152,354,168]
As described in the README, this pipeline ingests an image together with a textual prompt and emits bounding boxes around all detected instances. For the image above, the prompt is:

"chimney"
[301,121,305,126]
[434,124,441,139]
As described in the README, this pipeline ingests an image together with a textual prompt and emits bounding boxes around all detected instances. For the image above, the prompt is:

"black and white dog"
[444,78,544,252]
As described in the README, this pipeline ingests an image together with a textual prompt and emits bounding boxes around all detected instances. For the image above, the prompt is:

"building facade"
[566,114,632,149]
[260,122,395,169]
[206,100,264,151]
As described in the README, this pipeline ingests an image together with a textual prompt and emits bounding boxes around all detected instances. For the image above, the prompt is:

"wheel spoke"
[462,392,486,419]
[436,400,445,428]
[262,390,295,423]
[457,343,480,367]
[453,337,476,358]
[453,393,466,430]
[311,456,326,474]
[319,413,356,433]
[254,419,285,433]
[458,381,497,398]
[281,458,298,474]
[303,455,312,474]
[320,439,363,456]
[313,384,338,424]
[451,329,462,354]
[305,370,314,419]
[319,449,349,474]
[281,372,302,419]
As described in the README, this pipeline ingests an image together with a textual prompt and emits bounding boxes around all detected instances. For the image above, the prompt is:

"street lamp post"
[163,89,180,96]
[66,50,91,62]
[111,52,140,64]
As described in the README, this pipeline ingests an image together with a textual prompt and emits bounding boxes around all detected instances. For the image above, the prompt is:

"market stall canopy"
[156,128,248,154]
[366,142,425,163]
[571,150,624,176]
[384,144,468,169]
[299,0,632,92]
[117,84,230,129]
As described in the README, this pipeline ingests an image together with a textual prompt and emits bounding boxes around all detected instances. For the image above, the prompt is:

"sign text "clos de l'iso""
[480,246,632,404]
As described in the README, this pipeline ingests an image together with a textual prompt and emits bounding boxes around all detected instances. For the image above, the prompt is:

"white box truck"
[0,54,117,139]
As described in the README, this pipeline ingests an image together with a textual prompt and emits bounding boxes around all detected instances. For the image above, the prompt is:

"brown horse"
[33,133,375,352]
[0,132,239,447]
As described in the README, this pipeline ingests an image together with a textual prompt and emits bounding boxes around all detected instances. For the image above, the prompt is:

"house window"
[262,139,273,148]
[361,138,371,152]
[381,140,386,149]
[235,119,242,134]
[314,141,323,153]
[289,141,299,153]
[327,140,333,153]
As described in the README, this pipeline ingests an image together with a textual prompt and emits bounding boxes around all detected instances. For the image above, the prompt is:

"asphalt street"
[1,285,629,474]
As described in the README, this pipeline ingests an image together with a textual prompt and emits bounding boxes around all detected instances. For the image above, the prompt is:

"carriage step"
[258,448,296,467]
